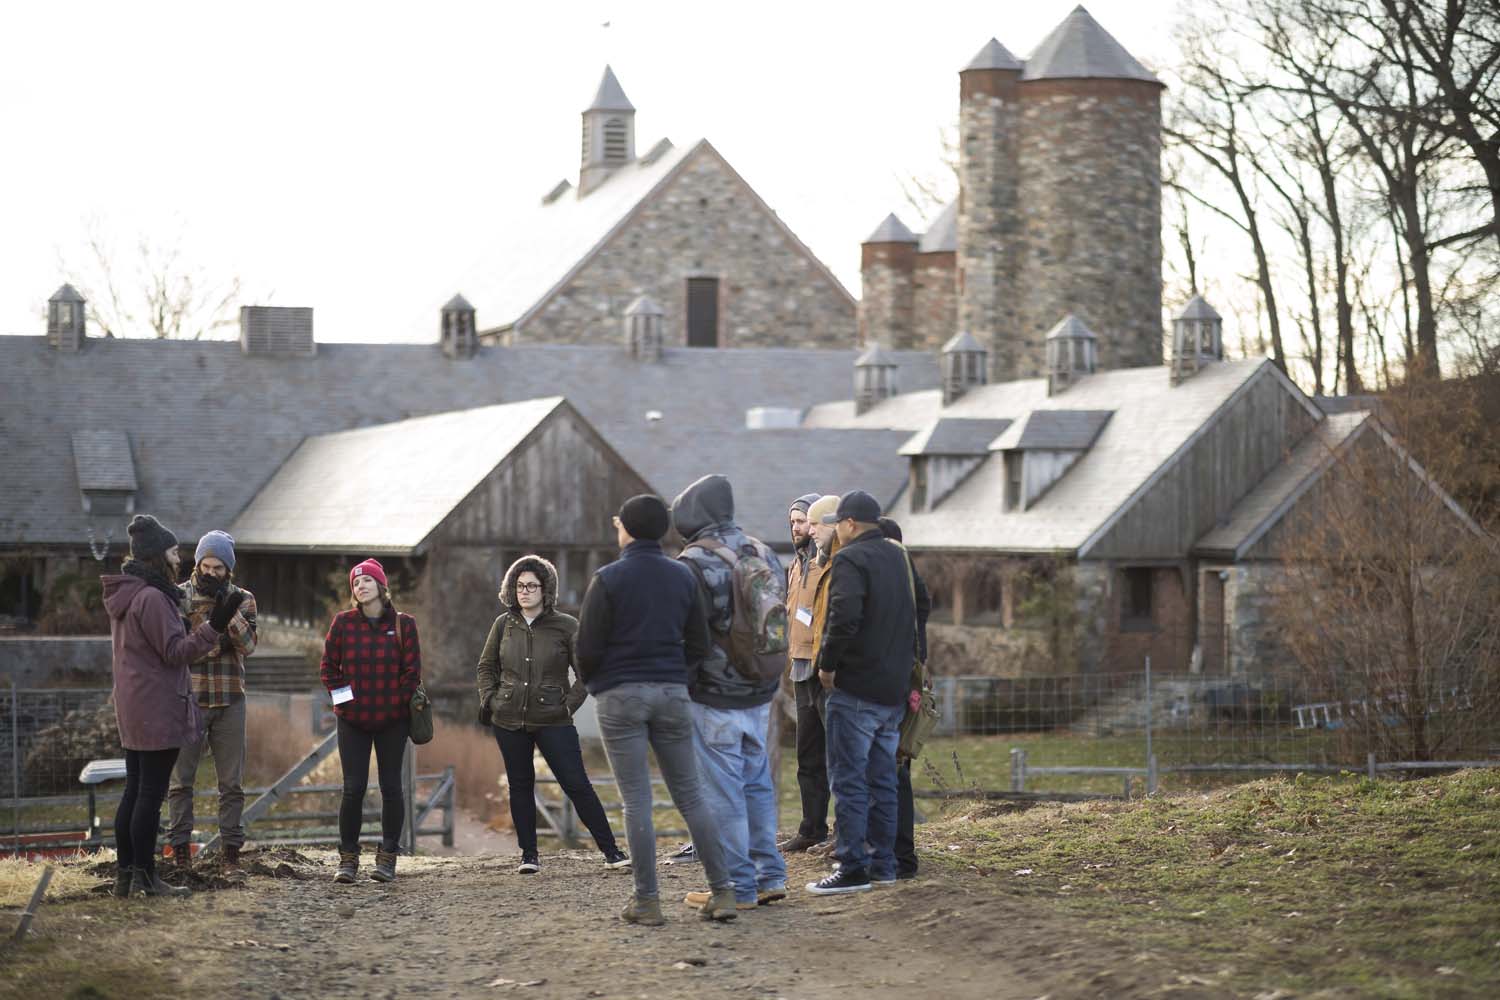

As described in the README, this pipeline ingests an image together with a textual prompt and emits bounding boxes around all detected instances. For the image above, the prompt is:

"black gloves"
[208,591,246,633]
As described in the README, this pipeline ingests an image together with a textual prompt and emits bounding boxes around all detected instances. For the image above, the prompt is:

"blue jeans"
[595,683,731,900]
[824,687,904,879]
[691,701,787,903]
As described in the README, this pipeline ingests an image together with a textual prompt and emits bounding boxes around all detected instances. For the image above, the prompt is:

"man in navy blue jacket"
[575,494,738,925]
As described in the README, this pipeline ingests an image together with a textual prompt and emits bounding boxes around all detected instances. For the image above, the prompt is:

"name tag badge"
[331,685,354,705]
[795,607,813,626]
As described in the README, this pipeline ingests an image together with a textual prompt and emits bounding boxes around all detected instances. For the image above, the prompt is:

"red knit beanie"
[349,558,388,590]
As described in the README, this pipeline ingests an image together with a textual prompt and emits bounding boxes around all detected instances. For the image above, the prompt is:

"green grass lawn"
[921,768,1500,998]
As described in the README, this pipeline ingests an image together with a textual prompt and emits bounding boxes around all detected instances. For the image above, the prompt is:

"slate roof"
[1022,6,1160,84]
[71,430,137,492]
[1007,409,1113,451]
[965,38,1024,72]
[587,66,635,112]
[462,139,698,333]
[918,201,958,254]
[865,213,917,244]
[899,418,1012,457]
[0,336,939,552]
[816,359,1302,554]
[1193,412,1370,560]
[1175,295,1221,321]
[231,398,565,554]
[50,284,85,304]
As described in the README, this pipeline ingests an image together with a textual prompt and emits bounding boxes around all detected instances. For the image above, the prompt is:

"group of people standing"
[103,472,927,922]
[472,474,927,924]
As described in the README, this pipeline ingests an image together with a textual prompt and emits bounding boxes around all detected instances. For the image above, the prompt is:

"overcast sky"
[0,1,1181,343]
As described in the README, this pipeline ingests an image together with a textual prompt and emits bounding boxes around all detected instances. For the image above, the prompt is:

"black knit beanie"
[618,494,670,541]
[127,514,178,561]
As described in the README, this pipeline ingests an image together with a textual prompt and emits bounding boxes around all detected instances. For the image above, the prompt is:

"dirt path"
[2,844,1240,999]
[154,849,1069,1000]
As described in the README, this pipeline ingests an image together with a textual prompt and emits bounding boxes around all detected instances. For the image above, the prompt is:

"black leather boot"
[130,866,191,898]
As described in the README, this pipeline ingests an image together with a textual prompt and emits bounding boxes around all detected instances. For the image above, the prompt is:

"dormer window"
[1004,452,1023,511]
[72,429,138,517]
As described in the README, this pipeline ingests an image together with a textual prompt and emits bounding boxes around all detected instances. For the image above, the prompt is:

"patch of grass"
[0,853,109,908]
[0,892,177,1000]
[922,769,1500,997]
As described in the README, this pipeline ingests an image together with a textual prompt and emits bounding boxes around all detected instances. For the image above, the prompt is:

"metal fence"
[0,684,455,853]
[923,662,1500,795]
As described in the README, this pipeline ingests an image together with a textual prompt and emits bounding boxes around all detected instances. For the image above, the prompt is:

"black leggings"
[337,716,410,853]
[494,723,618,855]
[115,747,180,873]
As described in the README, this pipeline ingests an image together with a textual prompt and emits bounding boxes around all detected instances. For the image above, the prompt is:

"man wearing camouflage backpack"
[671,474,790,913]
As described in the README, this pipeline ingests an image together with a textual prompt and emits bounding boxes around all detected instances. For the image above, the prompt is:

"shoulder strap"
[393,611,406,657]
[688,537,739,568]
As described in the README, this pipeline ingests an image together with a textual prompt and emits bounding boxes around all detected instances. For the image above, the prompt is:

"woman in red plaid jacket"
[319,558,421,884]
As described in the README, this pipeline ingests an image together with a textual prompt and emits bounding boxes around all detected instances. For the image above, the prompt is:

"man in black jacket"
[806,491,917,895]
[575,494,739,925]
[879,516,928,880]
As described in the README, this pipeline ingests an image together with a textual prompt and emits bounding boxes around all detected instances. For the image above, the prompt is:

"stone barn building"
[0,296,927,687]
[465,66,857,350]
[860,6,1163,378]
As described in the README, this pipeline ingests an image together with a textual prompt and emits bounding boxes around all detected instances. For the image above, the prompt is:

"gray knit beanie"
[194,530,236,572]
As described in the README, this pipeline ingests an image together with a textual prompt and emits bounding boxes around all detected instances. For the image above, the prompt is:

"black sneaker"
[896,868,918,881]
[805,867,871,895]
[517,852,540,874]
[871,873,897,887]
[663,842,697,865]
[603,848,631,869]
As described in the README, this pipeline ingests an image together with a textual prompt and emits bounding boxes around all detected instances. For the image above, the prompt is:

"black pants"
[793,676,830,841]
[115,747,180,874]
[494,723,618,855]
[337,716,409,853]
[897,758,917,876]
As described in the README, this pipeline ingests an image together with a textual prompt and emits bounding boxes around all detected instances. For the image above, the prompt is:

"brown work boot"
[684,890,756,912]
[222,845,241,868]
[697,886,740,922]
[620,896,665,926]
[370,849,398,883]
[170,843,191,871]
[333,848,359,884]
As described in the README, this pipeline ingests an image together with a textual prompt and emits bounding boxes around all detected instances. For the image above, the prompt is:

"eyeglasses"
[516,583,542,592]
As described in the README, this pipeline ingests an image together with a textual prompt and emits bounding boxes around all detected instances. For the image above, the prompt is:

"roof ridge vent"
[240,306,315,357]
[640,138,674,166]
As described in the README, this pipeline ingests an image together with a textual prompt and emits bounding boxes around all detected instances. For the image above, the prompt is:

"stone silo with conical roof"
[1012,6,1164,378]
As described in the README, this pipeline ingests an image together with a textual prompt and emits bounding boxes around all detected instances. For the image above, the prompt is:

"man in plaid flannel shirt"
[166,530,257,866]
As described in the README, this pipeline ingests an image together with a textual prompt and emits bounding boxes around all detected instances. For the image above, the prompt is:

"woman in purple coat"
[101,515,243,898]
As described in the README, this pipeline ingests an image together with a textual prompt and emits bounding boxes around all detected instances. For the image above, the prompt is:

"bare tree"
[59,220,242,340]
[1167,16,1289,371]
[1270,379,1500,760]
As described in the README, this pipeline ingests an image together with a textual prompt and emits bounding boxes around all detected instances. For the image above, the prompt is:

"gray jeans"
[167,699,247,849]
[594,682,731,899]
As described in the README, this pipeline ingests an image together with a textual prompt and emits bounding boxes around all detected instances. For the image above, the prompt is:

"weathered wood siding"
[436,405,649,548]
[1084,369,1319,560]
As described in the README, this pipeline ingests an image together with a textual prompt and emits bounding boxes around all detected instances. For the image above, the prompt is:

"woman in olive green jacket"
[477,555,628,874]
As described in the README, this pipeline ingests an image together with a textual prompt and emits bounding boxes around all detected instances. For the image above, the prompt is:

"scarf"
[123,558,187,611]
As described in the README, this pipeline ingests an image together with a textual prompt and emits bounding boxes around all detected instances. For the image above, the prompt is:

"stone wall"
[911,251,957,351]
[518,144,856,349]
[1014,79,1163,377]
[957,68,1022,376]
[0,636,113,687]
[1227,563,1297,675]
[859,242,915,348]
